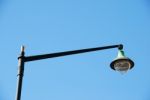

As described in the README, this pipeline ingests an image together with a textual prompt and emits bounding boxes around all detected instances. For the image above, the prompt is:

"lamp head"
[110,49,134,73]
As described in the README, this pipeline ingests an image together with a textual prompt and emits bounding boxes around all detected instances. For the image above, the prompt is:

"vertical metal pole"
[15,46,25,100]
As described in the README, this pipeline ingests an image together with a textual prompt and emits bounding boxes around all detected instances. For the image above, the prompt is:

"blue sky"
[0,0,150,100]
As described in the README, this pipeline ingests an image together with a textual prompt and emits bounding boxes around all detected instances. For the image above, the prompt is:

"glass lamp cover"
[113,59,131,73]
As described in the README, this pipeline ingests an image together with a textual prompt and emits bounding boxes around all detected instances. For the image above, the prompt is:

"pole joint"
[118,44,123,50]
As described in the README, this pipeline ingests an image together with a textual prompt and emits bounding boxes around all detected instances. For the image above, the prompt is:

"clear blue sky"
[0,0,150,100]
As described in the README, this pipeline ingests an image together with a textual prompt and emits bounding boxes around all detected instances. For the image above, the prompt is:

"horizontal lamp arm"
[24,44,123,62]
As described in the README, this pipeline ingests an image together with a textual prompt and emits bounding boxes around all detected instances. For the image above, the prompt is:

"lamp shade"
[110,50,134,73]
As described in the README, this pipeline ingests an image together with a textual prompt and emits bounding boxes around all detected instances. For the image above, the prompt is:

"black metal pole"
[15,44,123,100]
[15,46,25,100]
[25,44,123,62]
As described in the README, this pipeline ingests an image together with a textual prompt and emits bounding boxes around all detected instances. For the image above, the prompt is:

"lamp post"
[15,44,134,100]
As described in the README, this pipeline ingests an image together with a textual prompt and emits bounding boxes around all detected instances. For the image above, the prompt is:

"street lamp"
[15,44,134,100]
[110,49,134,73]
